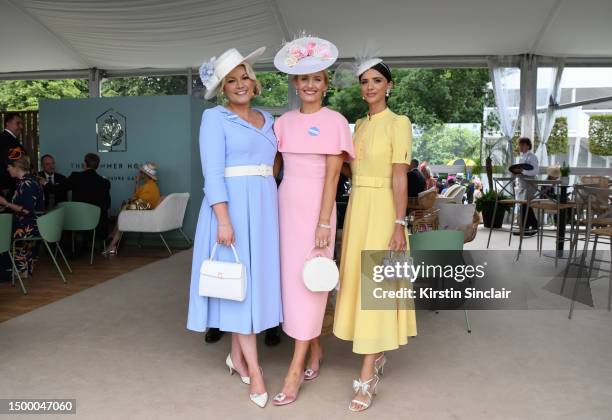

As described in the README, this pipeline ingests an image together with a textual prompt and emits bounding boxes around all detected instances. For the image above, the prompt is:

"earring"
[295,89,298,95]
[323,91,327,97]
[386,89,390,97]
[362,96,366,100]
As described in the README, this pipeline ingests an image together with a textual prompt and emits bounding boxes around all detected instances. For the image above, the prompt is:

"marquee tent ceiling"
[1,0,612,75]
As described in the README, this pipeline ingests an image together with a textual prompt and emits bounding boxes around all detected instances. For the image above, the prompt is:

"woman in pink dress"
[271,37,354,406]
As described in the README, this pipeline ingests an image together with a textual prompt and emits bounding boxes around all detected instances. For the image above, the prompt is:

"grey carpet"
[1,231,611,419]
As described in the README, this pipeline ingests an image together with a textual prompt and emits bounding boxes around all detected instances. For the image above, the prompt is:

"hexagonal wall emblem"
[96,108,127,152]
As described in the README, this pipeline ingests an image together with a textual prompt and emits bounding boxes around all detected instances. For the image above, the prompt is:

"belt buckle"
[258,164,267,176]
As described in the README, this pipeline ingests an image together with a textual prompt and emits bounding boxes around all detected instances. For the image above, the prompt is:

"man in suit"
[0,112,27,198]
[38,154,69,209]
[407,158,426,198]
[68,153,111,238]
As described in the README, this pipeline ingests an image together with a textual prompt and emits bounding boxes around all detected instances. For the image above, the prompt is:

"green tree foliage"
[0,79,88,110]
[253,72,287,107]
[329,68,489,125]
[412,125,480,165]
[327,84,368,123]
[102,76,187,97]
[1,69,490,130]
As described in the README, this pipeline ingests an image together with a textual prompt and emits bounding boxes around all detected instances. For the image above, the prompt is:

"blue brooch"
[308,127,320,136]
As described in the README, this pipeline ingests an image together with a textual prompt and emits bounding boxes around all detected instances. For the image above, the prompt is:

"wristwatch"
[394,218,408,227]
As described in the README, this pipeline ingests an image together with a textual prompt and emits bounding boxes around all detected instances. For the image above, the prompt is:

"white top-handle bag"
[199,243,246,301]
[302,247,339,292]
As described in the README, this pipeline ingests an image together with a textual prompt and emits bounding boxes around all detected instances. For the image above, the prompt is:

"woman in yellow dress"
[104,162,161,255]
[333,59,417,412]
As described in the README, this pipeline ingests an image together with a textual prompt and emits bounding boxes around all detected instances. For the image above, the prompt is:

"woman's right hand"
[217,223,235,246]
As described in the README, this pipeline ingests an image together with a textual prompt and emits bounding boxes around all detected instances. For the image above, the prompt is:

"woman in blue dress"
[187,47,282,408]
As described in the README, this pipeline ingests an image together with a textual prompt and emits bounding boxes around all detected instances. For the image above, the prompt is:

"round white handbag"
[302,247,339,292]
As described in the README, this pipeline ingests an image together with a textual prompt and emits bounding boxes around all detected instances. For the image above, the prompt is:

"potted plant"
[481,138,506,193]
[560,161,570,184]
[475,190,512,228]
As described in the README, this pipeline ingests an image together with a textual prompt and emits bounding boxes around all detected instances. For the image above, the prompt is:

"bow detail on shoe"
[353,378,372,396]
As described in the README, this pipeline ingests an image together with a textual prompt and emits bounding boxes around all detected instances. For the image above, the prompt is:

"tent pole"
[88,68,101,98]
[520,55,537,144]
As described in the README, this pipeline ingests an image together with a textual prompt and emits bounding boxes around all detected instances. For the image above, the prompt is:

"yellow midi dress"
[333,107,418,354]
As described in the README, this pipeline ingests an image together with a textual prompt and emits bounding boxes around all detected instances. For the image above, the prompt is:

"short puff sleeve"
[391,115,412,164]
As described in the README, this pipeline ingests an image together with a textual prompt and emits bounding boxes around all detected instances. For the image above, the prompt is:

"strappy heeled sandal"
[374,353,387,376]
[349,375,380,412]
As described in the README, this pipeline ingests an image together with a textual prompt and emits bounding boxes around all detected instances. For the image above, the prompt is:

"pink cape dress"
[274,107,354,341]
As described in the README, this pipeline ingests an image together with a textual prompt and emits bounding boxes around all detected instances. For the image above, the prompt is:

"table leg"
[557,187,568,256]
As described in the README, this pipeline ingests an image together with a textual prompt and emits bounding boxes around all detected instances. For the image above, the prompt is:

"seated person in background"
[408,158,426,197]
[38,154,69,209]
[441,176,455,195]
[419,162,437,191]
[68,153,111,239]
[104,162,160,255]
[0,154,44,278]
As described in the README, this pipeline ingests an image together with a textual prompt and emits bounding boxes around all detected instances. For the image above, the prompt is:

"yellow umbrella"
[447,158,476,166]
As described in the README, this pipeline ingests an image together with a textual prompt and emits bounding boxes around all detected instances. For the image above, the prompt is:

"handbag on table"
[302,247,339,292]
[199,243,246,301]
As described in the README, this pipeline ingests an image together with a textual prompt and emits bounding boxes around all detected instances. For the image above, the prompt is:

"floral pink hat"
[273,36,338,75]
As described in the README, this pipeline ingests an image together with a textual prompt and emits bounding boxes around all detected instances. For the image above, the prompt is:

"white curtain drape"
[488,56,521,166]
[535,58,565,166]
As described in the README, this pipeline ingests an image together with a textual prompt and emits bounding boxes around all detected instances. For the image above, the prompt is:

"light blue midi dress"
[187,105,282,334]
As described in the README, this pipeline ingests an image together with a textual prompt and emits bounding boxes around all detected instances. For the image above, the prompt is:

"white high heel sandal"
[349,375,380,412]
[374,353,387,376]
[225,354,250,385]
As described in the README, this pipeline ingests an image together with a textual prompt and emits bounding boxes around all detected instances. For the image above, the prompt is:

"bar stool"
[567,186,611,319]
[486,176,525,248]
[516,179,576,266]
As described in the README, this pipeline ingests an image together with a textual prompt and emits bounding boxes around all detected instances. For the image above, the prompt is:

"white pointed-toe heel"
[250,392,268,408]
[225,354,250,385]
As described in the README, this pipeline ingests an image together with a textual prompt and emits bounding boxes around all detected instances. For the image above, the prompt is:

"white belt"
[224,165,273,177]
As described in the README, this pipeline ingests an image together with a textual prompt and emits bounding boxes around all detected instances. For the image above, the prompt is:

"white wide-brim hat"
[200,46,266,100]
[140,162,158,180]
[274,36,338,75]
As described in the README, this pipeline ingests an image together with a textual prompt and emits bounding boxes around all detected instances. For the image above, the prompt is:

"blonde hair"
[218,63,262,102]
[9,154,30,173]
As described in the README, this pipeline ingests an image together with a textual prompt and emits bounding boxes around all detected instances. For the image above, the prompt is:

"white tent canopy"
[2,0,612,76]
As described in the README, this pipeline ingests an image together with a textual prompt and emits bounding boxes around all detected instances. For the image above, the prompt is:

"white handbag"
[302,247,339,292]
[199,243,246,301]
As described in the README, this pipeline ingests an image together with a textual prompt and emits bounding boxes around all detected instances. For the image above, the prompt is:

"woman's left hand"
[315,225,331,249]
[388,224,407,252]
